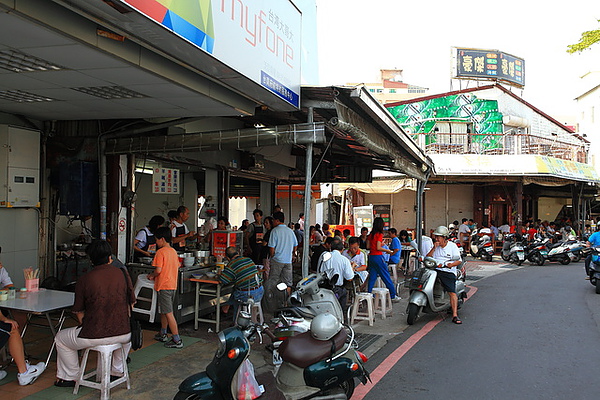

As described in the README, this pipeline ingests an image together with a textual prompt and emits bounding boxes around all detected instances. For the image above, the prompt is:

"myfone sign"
[453,47,525,88]
[119,0,301,108]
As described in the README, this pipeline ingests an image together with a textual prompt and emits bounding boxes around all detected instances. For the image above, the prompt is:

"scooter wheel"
[596,280,600,295]
[559,256,571,265]
[407,303,421,325]
[174,392,200,400]
[485,253,493,262]
[501,253,510,261]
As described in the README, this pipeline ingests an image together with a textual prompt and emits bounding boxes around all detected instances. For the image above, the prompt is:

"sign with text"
[152,168,180,194]
[119,0,301,107]
[373,204,391,230]
[454,48,525,87]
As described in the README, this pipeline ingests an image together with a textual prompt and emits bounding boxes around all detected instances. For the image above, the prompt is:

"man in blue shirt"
[388,228,401,265]
[585,230,600,277]
[267,212,298,306]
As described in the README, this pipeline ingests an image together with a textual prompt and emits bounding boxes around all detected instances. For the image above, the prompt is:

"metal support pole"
[302,107,314,278]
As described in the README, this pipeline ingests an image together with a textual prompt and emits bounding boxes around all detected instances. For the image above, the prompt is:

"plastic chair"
[372,287,393,319]
[132,275,157,323]
[235,301,264,325]
[74,343,130,400]
[350,292,375,326]
[388,263,399,286]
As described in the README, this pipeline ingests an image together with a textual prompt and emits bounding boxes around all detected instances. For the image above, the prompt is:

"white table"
[0,289,75,365]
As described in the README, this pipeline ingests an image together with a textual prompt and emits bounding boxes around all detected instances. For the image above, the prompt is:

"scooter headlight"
[216,331,226,358]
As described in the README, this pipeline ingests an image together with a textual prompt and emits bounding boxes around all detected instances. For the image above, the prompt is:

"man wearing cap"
[427,226,463,324]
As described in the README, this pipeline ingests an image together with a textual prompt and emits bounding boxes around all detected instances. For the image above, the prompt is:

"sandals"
[54,378,76,387]
[452,316,463,325]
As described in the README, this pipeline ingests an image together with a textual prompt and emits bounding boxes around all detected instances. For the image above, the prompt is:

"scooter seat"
[278,328,348,368]
[277,306,317,320]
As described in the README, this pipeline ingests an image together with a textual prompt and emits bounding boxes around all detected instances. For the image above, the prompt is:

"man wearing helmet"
[426,226,463,324]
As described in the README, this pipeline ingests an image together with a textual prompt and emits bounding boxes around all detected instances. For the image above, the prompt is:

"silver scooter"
[405,248,467,325]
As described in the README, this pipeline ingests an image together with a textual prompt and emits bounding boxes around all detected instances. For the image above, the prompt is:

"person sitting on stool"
[218,246,264,320]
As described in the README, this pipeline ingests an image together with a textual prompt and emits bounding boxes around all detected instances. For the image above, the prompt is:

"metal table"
[190,278,232,331]
[1,289,75,365]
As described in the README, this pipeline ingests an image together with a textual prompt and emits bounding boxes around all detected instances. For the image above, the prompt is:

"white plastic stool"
[372,287,393,319]
[250,301,264,324]
[234,301,264,324]
[132,275,157,323]
[350,292,375,326]
[374,277,384,288]
[74,343,130,400]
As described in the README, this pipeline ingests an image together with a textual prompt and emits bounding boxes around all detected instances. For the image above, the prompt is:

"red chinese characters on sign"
[152,168,180,194]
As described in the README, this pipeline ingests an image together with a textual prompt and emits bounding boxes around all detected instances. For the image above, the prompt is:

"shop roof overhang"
[248,85,435,182]
[429,154,600,184]
[0,0,288,121]
[105,85,434,183]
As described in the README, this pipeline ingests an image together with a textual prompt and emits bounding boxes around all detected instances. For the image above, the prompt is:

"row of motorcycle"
[175,257,370,400]
[500,232,587,266]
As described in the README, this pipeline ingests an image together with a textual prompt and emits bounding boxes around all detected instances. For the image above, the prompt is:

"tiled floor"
[0,318,192,400]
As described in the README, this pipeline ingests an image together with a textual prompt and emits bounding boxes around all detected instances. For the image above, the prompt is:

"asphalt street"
[360,260,600,400]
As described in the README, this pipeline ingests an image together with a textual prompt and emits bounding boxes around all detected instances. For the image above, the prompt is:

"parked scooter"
[271,252,344,344]
[405,247,467,325]
[525,235,549,266]
[469,229,494,262]
[500,233,526,266]
[175,305,370,400]
[544,233,574,265]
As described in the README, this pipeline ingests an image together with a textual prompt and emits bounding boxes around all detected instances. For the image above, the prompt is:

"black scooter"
[586,247,600,294]
[175,303,369,400]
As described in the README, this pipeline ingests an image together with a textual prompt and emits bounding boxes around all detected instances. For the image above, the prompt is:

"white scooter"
[469,229,494,261]
[405,249,467,325]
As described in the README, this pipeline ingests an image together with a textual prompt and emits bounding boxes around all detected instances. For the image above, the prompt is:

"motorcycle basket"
[405,268,426,289]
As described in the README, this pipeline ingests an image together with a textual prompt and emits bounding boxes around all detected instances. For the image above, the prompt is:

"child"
[148,227,183,348]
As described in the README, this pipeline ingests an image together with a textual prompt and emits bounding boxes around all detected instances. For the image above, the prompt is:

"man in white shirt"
[342,237,368,286]
[320,238,354,314]
[426,226,463,325]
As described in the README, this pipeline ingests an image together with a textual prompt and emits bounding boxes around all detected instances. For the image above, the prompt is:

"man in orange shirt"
[148,227,183,348]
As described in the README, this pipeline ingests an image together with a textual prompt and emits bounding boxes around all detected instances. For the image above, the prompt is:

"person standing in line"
[297,213,305,232]
[358,227,369,250]
[171,206,197,251]
[266,212,298,303]
[133,215,165,260]
[387,228,402,272]
[148,227,183,348]
[244,209,264,265]
[367,217,400,302]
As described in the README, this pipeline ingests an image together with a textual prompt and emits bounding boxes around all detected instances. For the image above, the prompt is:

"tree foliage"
[567,20,600,53]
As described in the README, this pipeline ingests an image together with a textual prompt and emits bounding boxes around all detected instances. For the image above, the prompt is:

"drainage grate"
[465,275,485,281]
[354,333,382,352]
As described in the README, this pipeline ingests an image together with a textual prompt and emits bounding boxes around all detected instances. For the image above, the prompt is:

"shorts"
[437,270,457,293]
[157,289,176,314]
[269,260,293,287]
[0,321,11,349]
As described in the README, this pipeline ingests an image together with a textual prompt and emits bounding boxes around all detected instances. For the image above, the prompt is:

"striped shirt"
[218,256,262,290]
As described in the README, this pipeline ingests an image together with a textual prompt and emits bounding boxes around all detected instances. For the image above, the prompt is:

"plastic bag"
[236,359,261,400]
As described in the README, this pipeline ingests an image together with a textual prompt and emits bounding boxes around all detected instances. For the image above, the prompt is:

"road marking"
[354,285,478,400]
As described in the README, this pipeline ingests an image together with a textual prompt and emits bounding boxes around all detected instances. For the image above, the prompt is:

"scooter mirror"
[276,282,288,291]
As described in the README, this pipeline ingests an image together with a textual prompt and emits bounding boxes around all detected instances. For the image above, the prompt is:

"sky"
[315,0,600,123]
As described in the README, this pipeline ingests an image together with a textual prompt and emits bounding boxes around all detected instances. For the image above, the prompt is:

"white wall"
[364,184,474,233]
[538,197,569,222]
[133,172,198,233]
[0,208,39,287]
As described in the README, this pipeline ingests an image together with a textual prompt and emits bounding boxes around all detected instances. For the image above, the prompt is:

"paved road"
[361,261,600,400]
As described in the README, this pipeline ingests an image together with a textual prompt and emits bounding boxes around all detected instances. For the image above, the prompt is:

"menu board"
[353,205,374,235]
[153,168,180,194]
[373,204,391,230]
